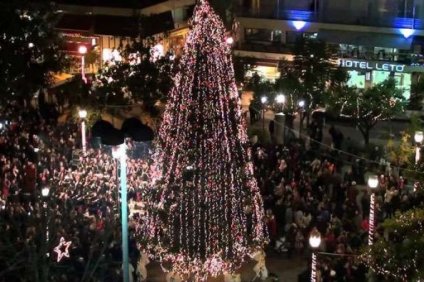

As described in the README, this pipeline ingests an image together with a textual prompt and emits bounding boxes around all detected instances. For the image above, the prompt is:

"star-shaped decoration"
[54,237,72,262]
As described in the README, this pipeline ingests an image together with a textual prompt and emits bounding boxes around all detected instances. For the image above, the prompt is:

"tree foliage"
[277,38,346,111]
[386,132,414,167]
[89,40,176,117]
[328,78,406,144]
[360,207,424,281]
[0,0,68,102]
[409,75,424,110]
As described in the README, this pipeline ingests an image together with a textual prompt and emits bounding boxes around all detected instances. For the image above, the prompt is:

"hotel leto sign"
[339,59,406,72]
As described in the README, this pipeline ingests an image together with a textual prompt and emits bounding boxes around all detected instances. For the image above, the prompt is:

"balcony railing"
[236,41,423,66]
[236,6,424,30]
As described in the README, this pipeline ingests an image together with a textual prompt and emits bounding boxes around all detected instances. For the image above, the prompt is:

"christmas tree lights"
[140,0,266,278]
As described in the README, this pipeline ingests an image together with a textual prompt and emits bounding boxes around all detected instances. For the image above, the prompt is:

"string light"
[54,237,72,262]
[139,0,267,278]
[360,208,424,280]
[368,193,375,245]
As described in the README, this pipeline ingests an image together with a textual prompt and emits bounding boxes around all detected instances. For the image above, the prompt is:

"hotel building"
[233,0,424,99]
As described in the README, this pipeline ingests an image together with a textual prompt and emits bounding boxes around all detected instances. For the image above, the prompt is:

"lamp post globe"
[367,175,379,189]
[275,94,285,105]
[260,96,268,104]
[78,110,87,119]
[78,45,87,54]
[309,228,321,249]
[226,36,234,45]
[41,186,50,197]
[415,131,423,143]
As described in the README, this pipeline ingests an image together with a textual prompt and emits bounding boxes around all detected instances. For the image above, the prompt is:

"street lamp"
[41,185,50,255]
[261,96,268,134]
[298,100,305,138]
[78,45,88,83]
[415,131,423,164]
[368,175,379,245]
[275,94,286,143]
[112,143,129,282]
[79,110,87,155]
[309,228,321,282]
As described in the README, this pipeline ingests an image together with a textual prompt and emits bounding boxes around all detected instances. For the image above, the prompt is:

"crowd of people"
[0,101,152,281]
[252,132,423,281]
[0,99,423,281]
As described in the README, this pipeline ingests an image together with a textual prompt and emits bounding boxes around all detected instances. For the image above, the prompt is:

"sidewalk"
[247,110,408,148]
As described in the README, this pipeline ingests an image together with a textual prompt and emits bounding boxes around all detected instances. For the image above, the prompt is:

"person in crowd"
[0,100,422,281]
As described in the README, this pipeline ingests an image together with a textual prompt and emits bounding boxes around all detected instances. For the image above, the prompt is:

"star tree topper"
[54,237,72,262]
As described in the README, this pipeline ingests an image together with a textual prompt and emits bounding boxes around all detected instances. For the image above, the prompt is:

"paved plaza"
[145,254,307,281]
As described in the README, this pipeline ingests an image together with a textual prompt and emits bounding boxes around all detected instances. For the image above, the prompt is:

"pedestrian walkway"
[247,109,409,149]
[145,255,307,281]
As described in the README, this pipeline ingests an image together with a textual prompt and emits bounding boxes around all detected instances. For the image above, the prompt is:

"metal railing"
[236,6,424,30]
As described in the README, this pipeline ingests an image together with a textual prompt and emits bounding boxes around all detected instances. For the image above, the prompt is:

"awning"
[317,29,413,50]
[55,0,167,9]
[56,11,174,37]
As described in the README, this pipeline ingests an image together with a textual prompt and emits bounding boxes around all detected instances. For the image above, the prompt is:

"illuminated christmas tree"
[142,0,266,278]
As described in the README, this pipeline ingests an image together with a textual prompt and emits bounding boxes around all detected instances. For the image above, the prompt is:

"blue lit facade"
[233,0,424,98]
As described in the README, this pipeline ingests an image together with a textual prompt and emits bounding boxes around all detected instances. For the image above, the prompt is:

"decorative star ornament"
[54,237,72,262]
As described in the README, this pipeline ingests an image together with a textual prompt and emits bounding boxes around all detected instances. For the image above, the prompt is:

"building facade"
[54,0,195,75]
[233,0,424,100]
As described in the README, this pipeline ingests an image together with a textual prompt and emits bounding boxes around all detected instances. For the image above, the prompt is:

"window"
[245,28,273,42]
[271,30,282,42]
[286,31,303,44]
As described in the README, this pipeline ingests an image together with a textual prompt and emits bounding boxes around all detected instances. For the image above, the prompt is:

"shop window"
[245,28,273,42]
[347,70,366,88]
[271,30,282,42]
[366,72,371,81]
[303,32,318,39]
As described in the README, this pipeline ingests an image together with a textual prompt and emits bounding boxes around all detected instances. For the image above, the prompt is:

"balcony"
[235,40,424,67]
[235,5,424,30]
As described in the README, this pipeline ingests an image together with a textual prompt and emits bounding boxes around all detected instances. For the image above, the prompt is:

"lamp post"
[298,100,305,138]
[78,45,88,83]
[275,94,285,143]
[414,131,423,164]
[261,96,268,134]
[41,186,50,242]
[112,143,129,282]
[41,185,50,280]
[275,94,286,112]
[309,228,321,282]
[79,110,87,155]
[367,175,379,245]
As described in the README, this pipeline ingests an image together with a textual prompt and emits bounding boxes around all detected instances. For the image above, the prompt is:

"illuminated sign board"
[339,59,406,72]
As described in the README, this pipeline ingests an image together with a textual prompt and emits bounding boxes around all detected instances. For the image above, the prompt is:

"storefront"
[339,58,424,100]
